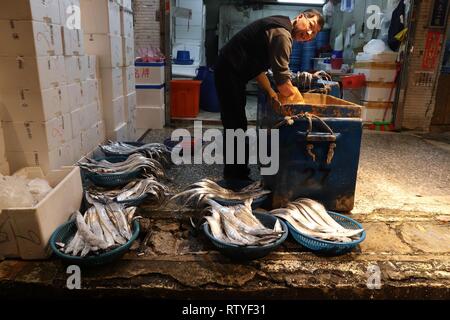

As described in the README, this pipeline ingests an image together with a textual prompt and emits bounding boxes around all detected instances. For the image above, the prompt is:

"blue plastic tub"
[257,92,362,212]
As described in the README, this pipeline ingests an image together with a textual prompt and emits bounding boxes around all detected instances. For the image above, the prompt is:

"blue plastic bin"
[257,92,362,212]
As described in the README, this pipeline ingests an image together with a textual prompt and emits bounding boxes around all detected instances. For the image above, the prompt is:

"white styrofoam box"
[62,27,84,56]
[65,56,88,83]
[82,79,100,104]
[59,0,80,28]
[84,101,101,127]
[356,51,398,63]
[175,0,204,27]
[70,106,91,138]
[0,161,10,176]
[62,112,73,143]
[100,67,124,102]
[122,36,135,67]
[87,55,98,79]
[80,0,121,36]
[0,0,61,24]
[84,33,123,68]
[0,20,63,56]
[119,0,133,11]
[104,95,125,132]
[361,101,394,123]
[122,66,136,95]
[174,26,204,42]
[120,8,134,38]
[3,117,67,152]
[71,134,83,162]
[364,83,396,102]
[136,84,165,107]
[0,56,66,90]
[0,86,69,122]
[67,82,86,111]
[135,105,165,130]
[135,62,165,85]
[124,91,137,121]
[354,62,397,83]
[109,121,128,141]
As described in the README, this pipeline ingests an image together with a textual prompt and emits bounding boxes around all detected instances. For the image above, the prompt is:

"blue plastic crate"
[257,92,362,212]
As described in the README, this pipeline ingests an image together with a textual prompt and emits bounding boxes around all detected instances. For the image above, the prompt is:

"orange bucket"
[170,80,201,118]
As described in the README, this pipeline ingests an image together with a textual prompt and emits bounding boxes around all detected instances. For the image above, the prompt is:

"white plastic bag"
[363,39,386,54]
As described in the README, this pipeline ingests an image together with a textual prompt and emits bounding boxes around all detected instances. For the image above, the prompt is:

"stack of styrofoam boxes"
[81,0,127,141]
[0,121,9,175]
[135,61,166,133]
[0,0,73,173]
[354,51,398,123]
[120,0,138,141]
[60,0,105,161]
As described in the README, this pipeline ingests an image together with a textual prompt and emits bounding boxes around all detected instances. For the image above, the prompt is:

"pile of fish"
[86,177,170,205]
[271,198,364,243]
[170,179,271,208]
[99,141,171,166]
[291,71,333,94]
[57,202,138,257]
[204,199,284,247]
[78,153,166,179]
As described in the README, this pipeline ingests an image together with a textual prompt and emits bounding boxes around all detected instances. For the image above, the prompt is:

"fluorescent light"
[277,0,326,4]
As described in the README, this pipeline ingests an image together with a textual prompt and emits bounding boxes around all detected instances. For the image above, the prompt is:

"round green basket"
[50,219,140,267]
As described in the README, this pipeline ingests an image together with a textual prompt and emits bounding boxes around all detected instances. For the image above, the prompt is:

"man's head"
[292,9,324,42]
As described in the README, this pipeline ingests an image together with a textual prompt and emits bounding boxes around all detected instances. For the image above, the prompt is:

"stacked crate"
[61,0,105,161]
[81,0,127,141]
[354,52,398,123]
[0,120,9,175]
[0,0,71,173]
[135,62,166,134]
[119,0,138,140]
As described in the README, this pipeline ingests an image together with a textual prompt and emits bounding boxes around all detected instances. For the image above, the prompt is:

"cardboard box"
[87,55,98,79]
[100,67,124,102]
[84,101,101,128]
[120,8,134,39]
[354,62,397,83]
[0,86,69,122]
[0,0,61,24]
[80,0,121,36]
[62,27,85,56]
[67,82,86,111]
[122,36,135,67]
[0,128,6,158]
[104,95,125,132]
[0,166,83,259]
[71,135,83,162]
[0,20,63,56]
[135,62,165,85]
[82,79,100,104]
[136,105,165,129]
[0,160,10,175]
[59,0,80,27]
[62,113,73,143]
[0,56,66,91]
[84,33,123,68]
[136,84,165,107]
[65,56,88,83]
[361,101,394,123]
[121,0,133,11]
[70,106,91,138]
[122,66,135,96]
[364,82,396,102]
[3,117,68,152]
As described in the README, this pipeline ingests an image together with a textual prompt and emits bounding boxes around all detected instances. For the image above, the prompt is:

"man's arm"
[255,72,278,101]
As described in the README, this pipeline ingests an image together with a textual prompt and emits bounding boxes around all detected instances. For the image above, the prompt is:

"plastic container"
[331,58,343,70]
[285,211,366,255]
[301,39,317,71]
[170,80,201,118]
[341,74,366,89]
[257,92,363,212]
[50,219,140,266]
[197,67,220,112]
[316,29,331,49]
[203,212,288,261]
[290,41,303,72]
